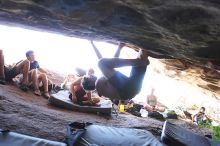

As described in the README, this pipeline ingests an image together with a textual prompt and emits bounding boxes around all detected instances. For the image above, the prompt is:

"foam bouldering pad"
[161,120,211,146]
[49,91,112,115]
[67,122,163,146]
[0,129,66,146]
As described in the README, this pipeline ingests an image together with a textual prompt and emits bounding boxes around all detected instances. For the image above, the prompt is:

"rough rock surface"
[153,58,220,97]
[0,0,219,65]
[0,0,219,96]
[0,84,211,142]
[0,0,219,140]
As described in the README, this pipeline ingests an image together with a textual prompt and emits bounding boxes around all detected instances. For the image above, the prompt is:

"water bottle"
[140,108,148,117]
[119,100,125,113]
[119,103,125,113]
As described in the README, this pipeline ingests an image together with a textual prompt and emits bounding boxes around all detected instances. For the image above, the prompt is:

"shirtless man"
[144,88,165,112]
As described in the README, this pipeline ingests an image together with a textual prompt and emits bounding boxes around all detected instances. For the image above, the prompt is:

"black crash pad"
[73,124,163,146]
[0,129,66,146]
[161,120,211,146]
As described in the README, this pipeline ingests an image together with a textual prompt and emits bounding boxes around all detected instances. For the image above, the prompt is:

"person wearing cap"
[69,68,100,105]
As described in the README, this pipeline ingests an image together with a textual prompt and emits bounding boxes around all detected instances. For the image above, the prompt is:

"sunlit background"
[0,25,137,77]
[1,24,219,123]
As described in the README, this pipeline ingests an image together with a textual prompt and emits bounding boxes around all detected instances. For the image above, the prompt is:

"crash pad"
[49,90,112,115]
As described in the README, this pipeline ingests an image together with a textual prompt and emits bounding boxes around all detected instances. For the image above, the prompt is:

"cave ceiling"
[0,0,219,96]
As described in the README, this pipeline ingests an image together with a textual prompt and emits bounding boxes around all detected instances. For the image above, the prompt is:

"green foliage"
[198,120,212,129]
[213,126,220,144]
[166,110,176,115]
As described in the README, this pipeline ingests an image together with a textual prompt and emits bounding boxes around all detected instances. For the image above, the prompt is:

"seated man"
[144,88,165,112]
[69,68,100,105]
[0,49,30,90]
[25,50,50,98]
[90,41,149,101]
[30,69,50,98]
[192,107,211,124]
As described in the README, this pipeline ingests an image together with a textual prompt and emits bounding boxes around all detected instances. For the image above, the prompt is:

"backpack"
[66,122,92,146]
[148,111,165,121]
[39,79,55,92]
[126,103,143,117]
[166,110,178,119]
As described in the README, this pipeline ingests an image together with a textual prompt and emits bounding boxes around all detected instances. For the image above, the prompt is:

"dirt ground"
[0,83,212,143]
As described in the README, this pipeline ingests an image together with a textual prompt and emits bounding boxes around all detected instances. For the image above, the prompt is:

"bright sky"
[0,24,157,96]
[0,24,218,117]
[0,25,140,77]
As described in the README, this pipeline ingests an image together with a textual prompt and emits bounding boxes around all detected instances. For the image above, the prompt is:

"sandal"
[43,92,50,99]
[20,84,29,92]
[0,79,6,85]
[34,90,41,96]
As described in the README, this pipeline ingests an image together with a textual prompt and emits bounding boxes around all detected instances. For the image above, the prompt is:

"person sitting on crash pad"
[69,68,100,106]
[144,88,165,112]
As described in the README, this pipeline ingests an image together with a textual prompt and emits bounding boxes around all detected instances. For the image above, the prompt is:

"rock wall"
[0,0,219,96]
[0,0,219,65]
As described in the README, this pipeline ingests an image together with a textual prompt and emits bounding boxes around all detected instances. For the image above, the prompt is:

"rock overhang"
[0,0,219,96]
